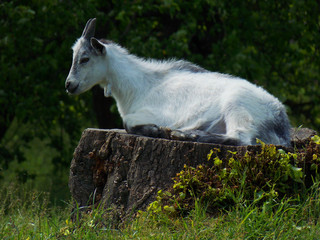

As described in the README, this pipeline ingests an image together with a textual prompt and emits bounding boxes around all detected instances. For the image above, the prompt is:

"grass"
[1,181,320,239]
[1,137,320,239]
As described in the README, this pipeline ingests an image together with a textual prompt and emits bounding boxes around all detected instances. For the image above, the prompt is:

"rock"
[69,127,317,220]
[290,127,317,148]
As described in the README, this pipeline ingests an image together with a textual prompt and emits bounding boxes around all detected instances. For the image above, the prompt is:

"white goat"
[65,18,291,146]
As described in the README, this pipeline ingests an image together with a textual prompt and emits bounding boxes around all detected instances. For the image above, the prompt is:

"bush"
[148,137,320,216]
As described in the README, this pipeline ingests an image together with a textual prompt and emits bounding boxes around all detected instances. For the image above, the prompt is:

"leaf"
[214,157,223,167]
[289,165,303,183]
[311,135,320,145]
[164,205,176,213]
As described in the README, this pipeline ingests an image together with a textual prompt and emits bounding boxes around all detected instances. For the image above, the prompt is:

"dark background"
[1,0,319,204]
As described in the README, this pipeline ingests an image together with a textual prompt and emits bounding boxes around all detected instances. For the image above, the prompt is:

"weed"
[147,137,320,217]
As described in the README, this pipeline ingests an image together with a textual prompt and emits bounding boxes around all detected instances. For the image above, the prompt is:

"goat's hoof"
[158,127,172,139]
[170,130,186,140]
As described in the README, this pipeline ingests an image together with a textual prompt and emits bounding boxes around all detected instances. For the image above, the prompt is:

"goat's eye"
[80,57,89,64]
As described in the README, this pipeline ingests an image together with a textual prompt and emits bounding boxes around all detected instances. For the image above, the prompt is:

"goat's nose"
[65,80,79,94]
[65,81,71,89]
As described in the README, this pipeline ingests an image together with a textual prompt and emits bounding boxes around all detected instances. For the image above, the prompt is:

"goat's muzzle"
[65,81,79,94]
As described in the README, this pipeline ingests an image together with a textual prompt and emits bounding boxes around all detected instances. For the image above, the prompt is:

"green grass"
[1,182,320,239]
[1,137,320,239]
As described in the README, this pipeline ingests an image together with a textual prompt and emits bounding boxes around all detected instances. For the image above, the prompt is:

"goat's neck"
[105,49,159,116]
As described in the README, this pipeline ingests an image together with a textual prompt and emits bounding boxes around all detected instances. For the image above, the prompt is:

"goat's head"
[65,18,107,95]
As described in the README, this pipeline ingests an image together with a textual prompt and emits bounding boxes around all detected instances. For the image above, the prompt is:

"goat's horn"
[82,18,96,40]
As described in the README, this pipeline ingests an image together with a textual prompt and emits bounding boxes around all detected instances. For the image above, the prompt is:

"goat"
[65,18,291,146]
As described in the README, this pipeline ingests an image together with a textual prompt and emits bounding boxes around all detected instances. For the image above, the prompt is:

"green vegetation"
[2,138,320,239]
[1,1,319,195]
[0,1,319,238]
[0,196,313,239]
[148,139,320,217]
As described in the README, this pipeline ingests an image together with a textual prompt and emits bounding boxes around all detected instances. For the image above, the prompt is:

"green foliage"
[0,183,64,239]
[0,0,99,189]
[0,0,319,202]
[2,182,320,239]
[312,135,320,145]
[1,2,319,237]
[147,138,320,216]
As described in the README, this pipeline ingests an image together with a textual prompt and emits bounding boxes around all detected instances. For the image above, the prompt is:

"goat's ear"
[90,38,105,55]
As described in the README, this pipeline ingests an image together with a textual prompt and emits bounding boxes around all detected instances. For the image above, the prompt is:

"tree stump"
[69,128,316,219]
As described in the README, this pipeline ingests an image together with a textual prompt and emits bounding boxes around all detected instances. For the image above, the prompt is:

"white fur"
[66,36,290,146]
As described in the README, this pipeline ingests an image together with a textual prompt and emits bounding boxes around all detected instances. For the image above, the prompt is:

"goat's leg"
[126,123,209,142]
[214,107,256,146]
[124,112,173,138]
[171,129,240,145]
[171,107,256,146]
[123,109,254,145]
[127,123,240,145]
[123,112,172,138]
[127,124,172,139]
[196,133,240,145]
